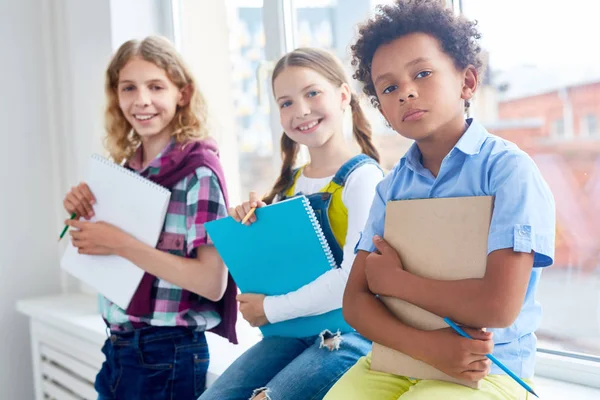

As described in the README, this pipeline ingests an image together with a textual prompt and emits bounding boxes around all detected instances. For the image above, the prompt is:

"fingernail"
[373,235,381,241]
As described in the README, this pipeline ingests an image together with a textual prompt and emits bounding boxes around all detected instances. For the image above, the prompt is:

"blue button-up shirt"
[357,119,556,378]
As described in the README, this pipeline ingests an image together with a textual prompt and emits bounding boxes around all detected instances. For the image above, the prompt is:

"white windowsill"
[16,294,600,399]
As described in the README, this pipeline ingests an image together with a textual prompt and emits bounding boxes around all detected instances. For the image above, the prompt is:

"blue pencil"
[443,317,539,398]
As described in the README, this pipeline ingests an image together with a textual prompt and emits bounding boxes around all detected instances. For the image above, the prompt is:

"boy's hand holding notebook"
[364,235,405,296]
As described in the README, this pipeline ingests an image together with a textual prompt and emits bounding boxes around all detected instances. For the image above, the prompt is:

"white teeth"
[135,115,155,121]
[298,120,319,131]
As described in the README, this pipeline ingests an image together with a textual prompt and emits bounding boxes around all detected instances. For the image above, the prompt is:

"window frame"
[552,118,566,138]
[582,113,599,137]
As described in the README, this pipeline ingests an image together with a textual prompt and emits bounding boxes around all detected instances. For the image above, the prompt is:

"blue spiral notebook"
[204,195,353,337]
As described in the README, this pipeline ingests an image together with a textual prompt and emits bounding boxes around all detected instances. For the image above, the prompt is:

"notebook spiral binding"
[91,154,171,195]
[301,196,337,269]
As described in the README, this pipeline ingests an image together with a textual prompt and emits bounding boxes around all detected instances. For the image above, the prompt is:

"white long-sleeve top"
[263,162,384,324]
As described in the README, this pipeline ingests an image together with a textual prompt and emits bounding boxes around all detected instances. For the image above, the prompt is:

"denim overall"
[282,154,381,267]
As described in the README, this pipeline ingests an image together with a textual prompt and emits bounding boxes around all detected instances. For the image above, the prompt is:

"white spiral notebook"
[60,154,171,310]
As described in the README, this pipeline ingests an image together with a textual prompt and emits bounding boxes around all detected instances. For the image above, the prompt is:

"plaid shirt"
[99,141,228,331]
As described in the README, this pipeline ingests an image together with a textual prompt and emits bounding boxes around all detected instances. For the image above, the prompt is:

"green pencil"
[58,212,77,241]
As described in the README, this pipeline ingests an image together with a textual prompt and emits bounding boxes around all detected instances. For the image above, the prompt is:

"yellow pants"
[324,353,534,400]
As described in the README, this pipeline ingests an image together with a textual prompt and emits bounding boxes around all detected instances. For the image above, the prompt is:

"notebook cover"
[205,196,352,337]
[371,196,493,388]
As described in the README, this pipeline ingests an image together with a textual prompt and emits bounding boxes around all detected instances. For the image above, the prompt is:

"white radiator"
[17,294,260,399]
[30,320,104,400]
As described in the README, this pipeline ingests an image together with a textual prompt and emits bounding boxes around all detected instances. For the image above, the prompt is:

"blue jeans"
[199,331,371,400]
[95,326,209,400]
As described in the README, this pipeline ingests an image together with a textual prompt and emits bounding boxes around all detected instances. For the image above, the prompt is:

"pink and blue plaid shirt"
[99,141,228,331]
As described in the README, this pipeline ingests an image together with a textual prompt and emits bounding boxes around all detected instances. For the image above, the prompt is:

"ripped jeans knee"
[319,329,343,351]
[250,386,270,400]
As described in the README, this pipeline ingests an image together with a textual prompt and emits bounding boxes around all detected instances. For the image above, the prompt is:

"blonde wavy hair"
[105,36,208,164]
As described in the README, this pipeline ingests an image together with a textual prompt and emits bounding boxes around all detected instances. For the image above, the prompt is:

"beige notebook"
[371,196,493,389]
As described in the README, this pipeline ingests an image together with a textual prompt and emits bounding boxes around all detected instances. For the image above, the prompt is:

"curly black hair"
[351,0,482,108]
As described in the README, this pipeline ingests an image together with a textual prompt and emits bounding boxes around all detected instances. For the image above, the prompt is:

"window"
[582,114,599,137]
[290,0,413,171]
[225,0,276,198]
[462,0,600,385]
[552,118,565,137]
[226,0,414,197]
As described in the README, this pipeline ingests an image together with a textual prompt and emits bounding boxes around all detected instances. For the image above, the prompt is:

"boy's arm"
[368,152,555,329]
[368,243,533,328]
[345,250,495,382]
[410,249,533,328]
[343,250,430,358]
[343,172,432,352]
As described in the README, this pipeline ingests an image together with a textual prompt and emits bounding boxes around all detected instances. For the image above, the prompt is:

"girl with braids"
[199,48,383,400]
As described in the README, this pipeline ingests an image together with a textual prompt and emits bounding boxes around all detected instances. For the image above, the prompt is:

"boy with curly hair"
[324,0,555,399]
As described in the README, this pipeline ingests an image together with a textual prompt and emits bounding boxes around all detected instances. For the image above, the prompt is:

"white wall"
[179,0,242,204]
[52,0,176,195]
[0,1,62,398]
[44,0,115,297]
[110,0,175,50]
[0,1,174,397]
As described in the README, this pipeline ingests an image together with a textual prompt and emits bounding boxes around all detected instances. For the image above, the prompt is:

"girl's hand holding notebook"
[63,180,133,255]
[66,218,129,256]
[63,182,96,220]
[237,293,269,327]
[229,190,267,225]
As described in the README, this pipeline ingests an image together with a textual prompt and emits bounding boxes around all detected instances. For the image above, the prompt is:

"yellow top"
[284,167,348,248]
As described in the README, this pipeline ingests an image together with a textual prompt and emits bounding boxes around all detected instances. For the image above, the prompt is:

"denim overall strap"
[331,154,381,187]
[280,156,381,267]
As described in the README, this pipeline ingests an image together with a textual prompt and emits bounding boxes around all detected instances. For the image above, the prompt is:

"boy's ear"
[178,85,192,107]
[461,65,478,103]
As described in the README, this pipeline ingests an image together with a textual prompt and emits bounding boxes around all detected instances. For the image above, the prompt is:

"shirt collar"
[403,118,487,170]
[128,138,176,173]
[454,118,488,156]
